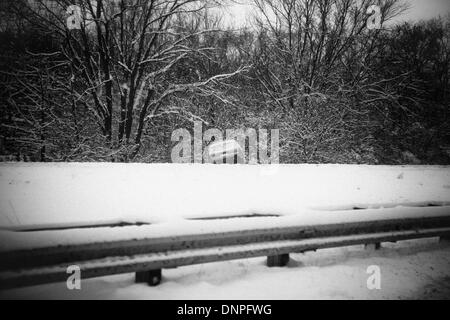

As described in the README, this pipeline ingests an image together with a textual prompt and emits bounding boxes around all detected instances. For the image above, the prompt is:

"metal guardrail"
[1,207,450,290]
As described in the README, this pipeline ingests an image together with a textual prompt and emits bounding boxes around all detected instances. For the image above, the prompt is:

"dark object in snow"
[267,254,290,267]
[135,269,162,286]
[365,243,381,250]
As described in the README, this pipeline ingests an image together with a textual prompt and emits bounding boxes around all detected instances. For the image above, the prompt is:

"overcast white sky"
[399,0,450,22]
[221,0,450,27]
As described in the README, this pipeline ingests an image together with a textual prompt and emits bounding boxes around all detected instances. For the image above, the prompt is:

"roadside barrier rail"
[1,206,450,289]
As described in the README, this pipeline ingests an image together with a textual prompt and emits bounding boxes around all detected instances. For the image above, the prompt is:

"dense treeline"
[0,0,449,164]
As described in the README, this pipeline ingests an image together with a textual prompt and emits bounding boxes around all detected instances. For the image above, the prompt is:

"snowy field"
[0,163,450,299]
[1,163,449,229]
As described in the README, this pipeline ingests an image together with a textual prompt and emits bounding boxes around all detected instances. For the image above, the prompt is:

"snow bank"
[0,163,449,229]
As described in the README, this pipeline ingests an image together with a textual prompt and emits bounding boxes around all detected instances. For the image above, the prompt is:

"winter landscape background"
[0,0,450,300]
[0,0,449,164]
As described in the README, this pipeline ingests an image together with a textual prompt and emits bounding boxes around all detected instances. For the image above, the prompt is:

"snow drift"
[0,163,449,230]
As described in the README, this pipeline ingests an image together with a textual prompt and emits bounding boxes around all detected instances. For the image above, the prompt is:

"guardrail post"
[267,253,290,267]
[365,242,381,250]
[135,269,162,286]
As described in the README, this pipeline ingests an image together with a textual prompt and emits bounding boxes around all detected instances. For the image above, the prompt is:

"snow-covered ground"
[1,163,449,229]
[0,163,449,299]
[1,238,449,300]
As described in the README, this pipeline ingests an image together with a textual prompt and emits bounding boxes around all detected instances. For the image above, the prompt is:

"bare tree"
[251,0,408,162]
[7,0,246,160]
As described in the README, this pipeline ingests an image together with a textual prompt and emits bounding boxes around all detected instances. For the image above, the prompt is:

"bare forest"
[0,0,449,164]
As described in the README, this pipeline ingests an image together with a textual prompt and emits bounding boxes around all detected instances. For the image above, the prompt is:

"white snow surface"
[1,163,449,230]
[1,163,450,299]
